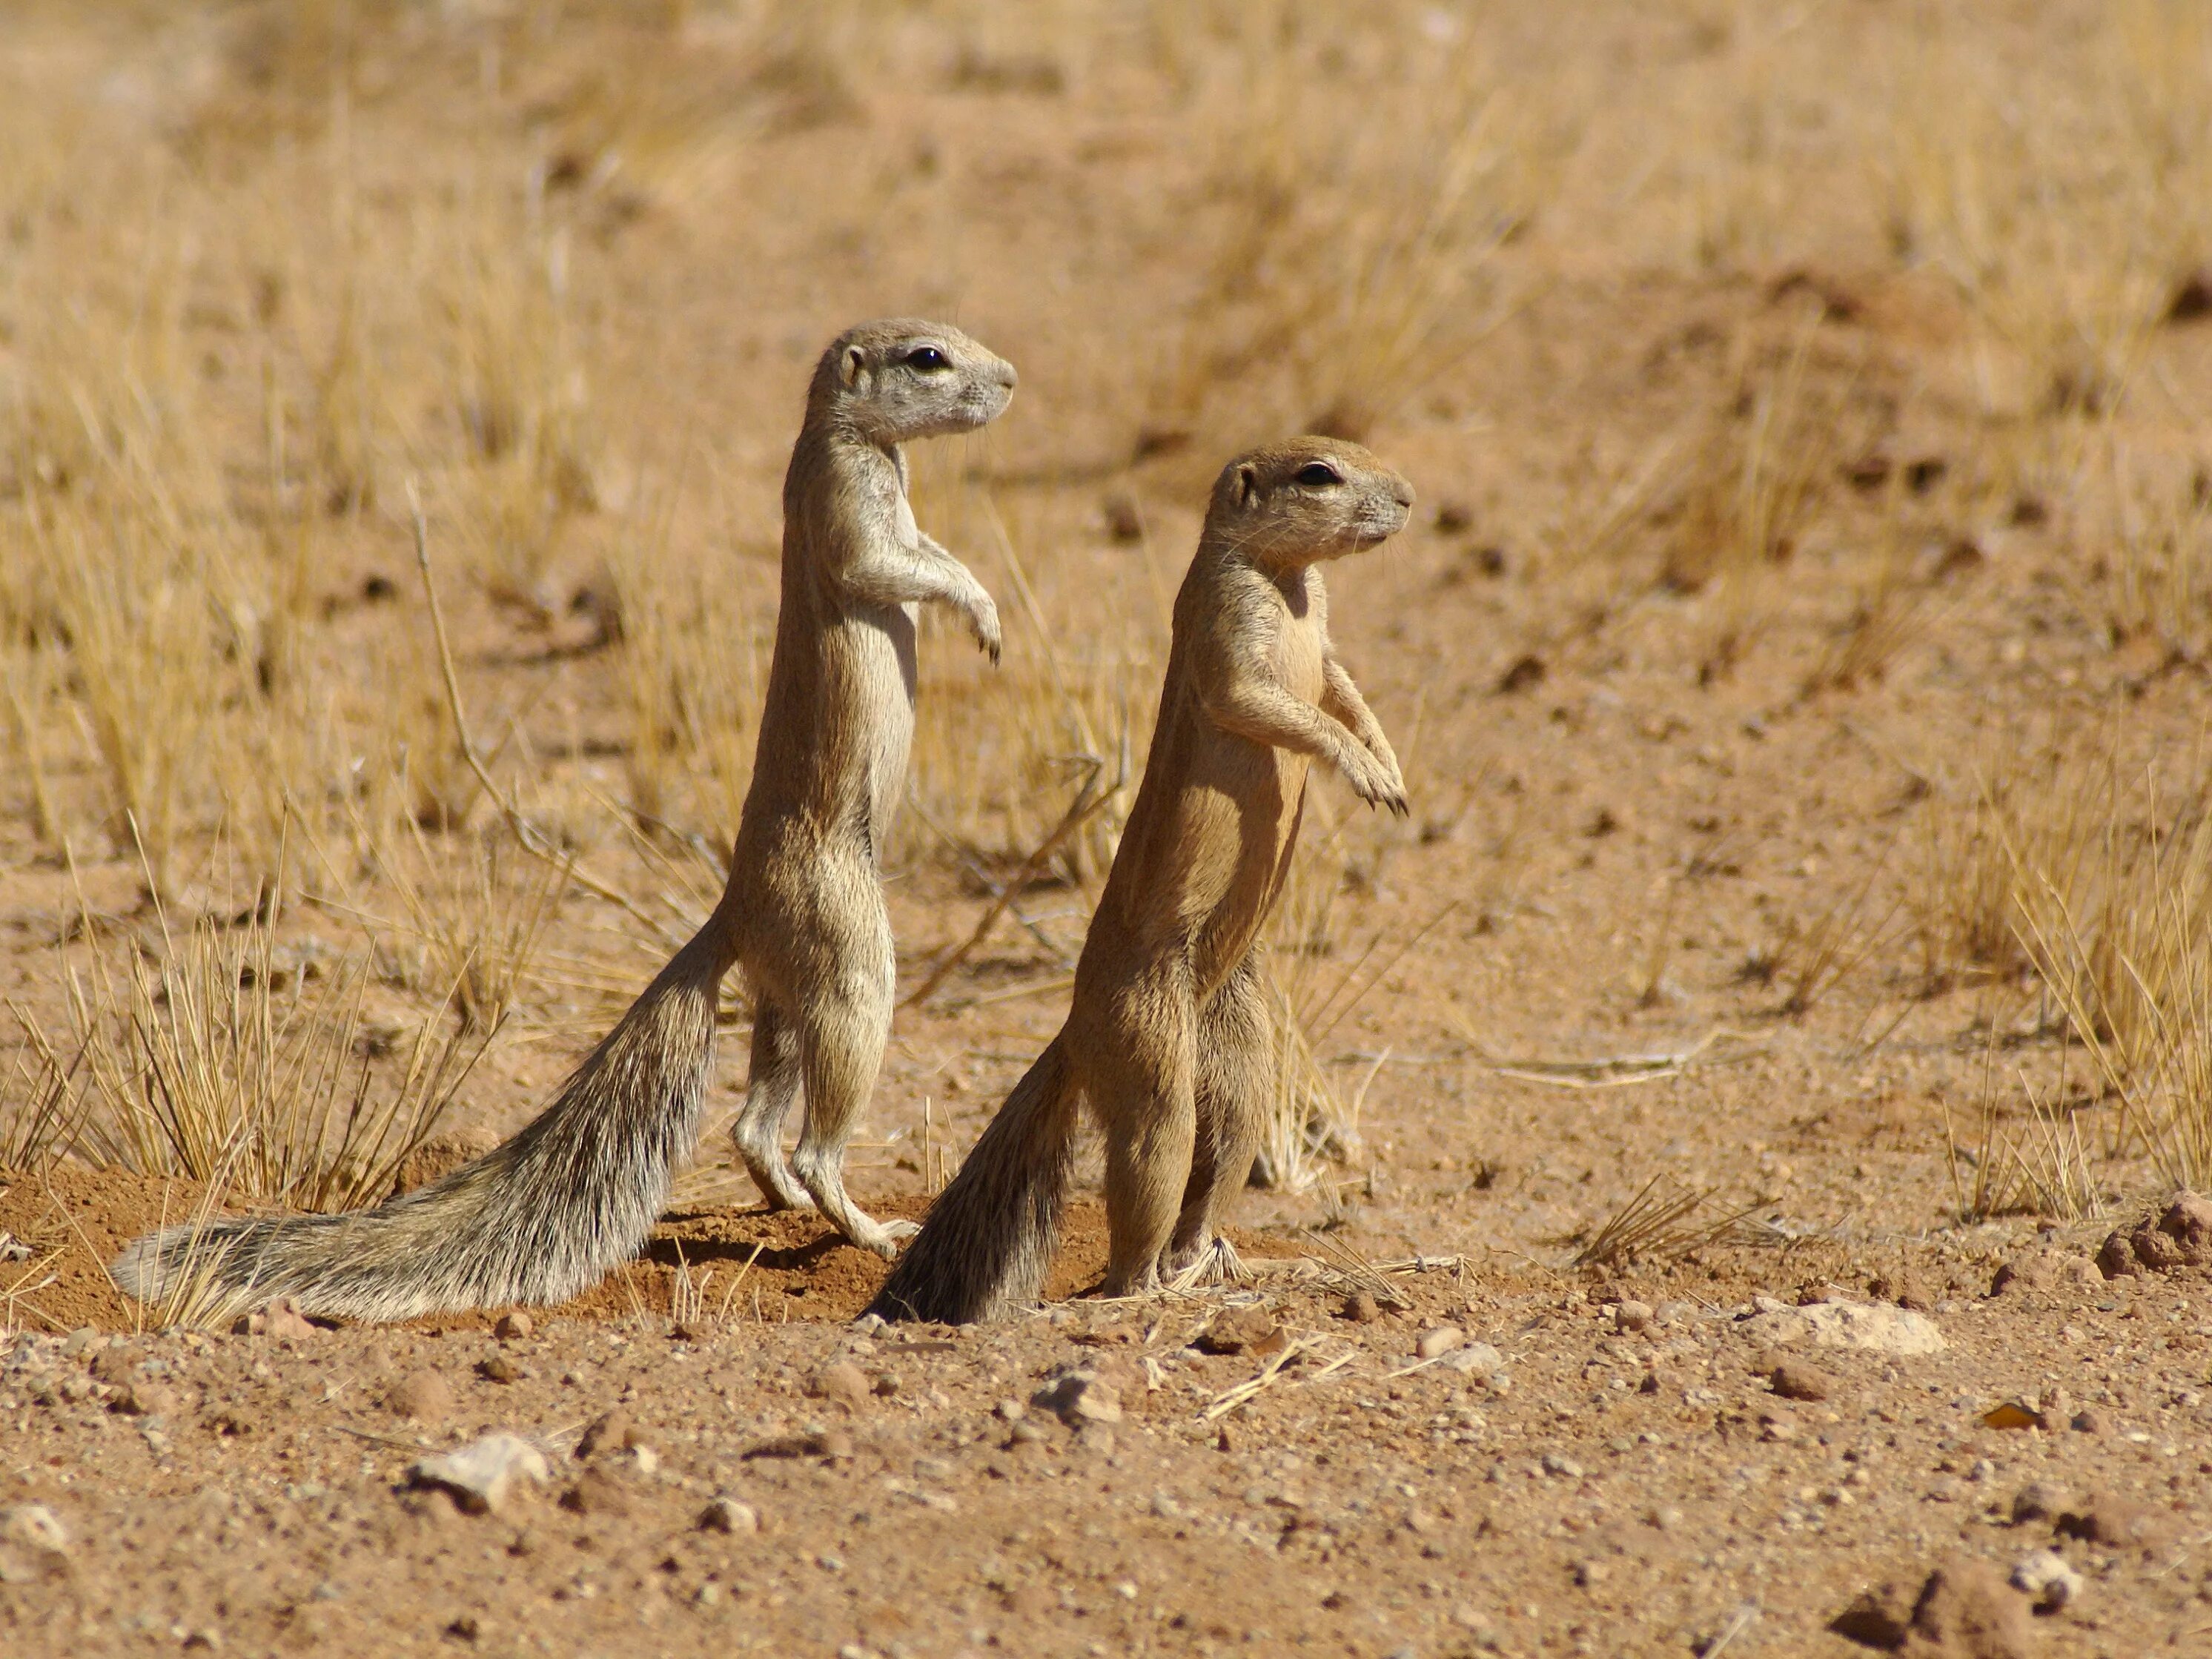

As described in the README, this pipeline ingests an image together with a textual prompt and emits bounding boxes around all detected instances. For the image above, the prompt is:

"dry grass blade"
[409,487,678,951]
[901,750,1125,1010]
[1467,1027,1767,1090]
[1,1001,93,1169]
[1202,1334,1331,1421]
[714,1240,767,1325]
[669,1246,713,1336]
[1297,1229,1412,1310]
[1567,1176,1767,1271]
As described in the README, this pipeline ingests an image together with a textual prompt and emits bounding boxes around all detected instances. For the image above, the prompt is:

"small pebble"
[1033,1371,1122,1425]
[809,1362,872,1409]
[698,1504,761,1539]
[2010,1481,2072,1524]
[237,1297,318,1340]
[1540,1452,1584,1479]
[477,1356,521,1385]
[493,1312,533,1341]
[387,1370,455,1423]
[1343,1291,1381,1324]
[1767,1361,1836,1403]
[1612,1299,1654,1334]
[108,1381,180,1418]
[559,1466,634,1517]
[88,1345,140,1385]
[408,1434,549,1516]
[1416,1325,1465,1361]
[2010,1548,2082,1612]
[0,1504,68,1553]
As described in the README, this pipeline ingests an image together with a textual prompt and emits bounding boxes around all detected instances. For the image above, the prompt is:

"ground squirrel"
[115,319,1017,1321]
[870,438,1411,1324]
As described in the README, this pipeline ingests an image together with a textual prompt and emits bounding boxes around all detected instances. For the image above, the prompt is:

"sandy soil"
[7,1164,2212,1658]
[5,1,2212,1655]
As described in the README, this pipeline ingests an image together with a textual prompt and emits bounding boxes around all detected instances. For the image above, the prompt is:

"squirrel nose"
[1391,476,1416,509]
[996,359,1019,391]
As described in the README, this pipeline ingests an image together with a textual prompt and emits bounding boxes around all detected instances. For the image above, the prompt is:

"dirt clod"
[1033,1371,1122,1426]
[1831,1557,2030,1658]
[809,1361,872,1408]
[1871,1272,1935,1313]
[1766,1360,1835,1402]
[576,1411,639,1460]
[2055,1490,2172,1551]
[1416,1324,1465,1360]
[559,1466,635,1518]
[108,1380,179,1417]
[236,1297,317,1340]
[1196,1306,1281,1355]
[2008,1482,2072,1525]
[2096,1191,2212,1279]
[387,1369,456,1423]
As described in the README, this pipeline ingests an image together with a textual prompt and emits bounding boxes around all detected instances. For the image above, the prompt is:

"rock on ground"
[407,1434,550,1516]
[1739,1298,1945,1356]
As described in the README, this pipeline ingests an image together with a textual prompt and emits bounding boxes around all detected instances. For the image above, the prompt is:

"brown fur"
[870,438,1411,1324]
[115,319,1014,1320]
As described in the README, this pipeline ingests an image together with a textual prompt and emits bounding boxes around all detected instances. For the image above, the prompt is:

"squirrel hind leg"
[786,977,910,1256]
[732,999,813,1211]
[1168,957,1273,1268]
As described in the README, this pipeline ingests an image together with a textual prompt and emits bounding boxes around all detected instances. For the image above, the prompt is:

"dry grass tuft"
[1568,1174,1763,1271]
[26,894,486,1216]
[1135,1,1548,464]
[1916,729,2212,1194]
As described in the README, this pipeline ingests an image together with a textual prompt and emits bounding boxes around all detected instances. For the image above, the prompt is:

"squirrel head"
[1207,438,1415,569]
[812,319,1018,443]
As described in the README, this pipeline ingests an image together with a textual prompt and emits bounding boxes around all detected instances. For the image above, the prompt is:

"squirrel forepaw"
[968,597,1003,664]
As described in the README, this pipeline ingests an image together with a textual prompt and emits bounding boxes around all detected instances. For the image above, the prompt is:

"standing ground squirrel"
[870,437,1412,1324]
[115,319,1016,1322]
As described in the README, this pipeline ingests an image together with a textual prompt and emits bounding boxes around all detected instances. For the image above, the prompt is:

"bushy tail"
[868,1035,1078,1324]
[112,930,729,1324]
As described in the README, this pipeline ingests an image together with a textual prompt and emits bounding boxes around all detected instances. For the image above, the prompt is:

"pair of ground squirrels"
[114,319,1414,1327]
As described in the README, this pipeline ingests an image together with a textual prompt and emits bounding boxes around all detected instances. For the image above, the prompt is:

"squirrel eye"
[905,346,950,370]
[1294,462,1342,487]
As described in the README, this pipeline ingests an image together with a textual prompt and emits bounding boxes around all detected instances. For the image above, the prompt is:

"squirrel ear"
[840,345,867,390]
[1236,463,1260,509]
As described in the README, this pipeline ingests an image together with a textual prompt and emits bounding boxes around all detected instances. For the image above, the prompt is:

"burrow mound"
[0,1168,1300,1336]
[0,1163,1269,1333]
[2096,1191,2212,1281]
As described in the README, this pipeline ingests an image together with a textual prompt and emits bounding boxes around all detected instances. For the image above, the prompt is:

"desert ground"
[5,2,2212,1655]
